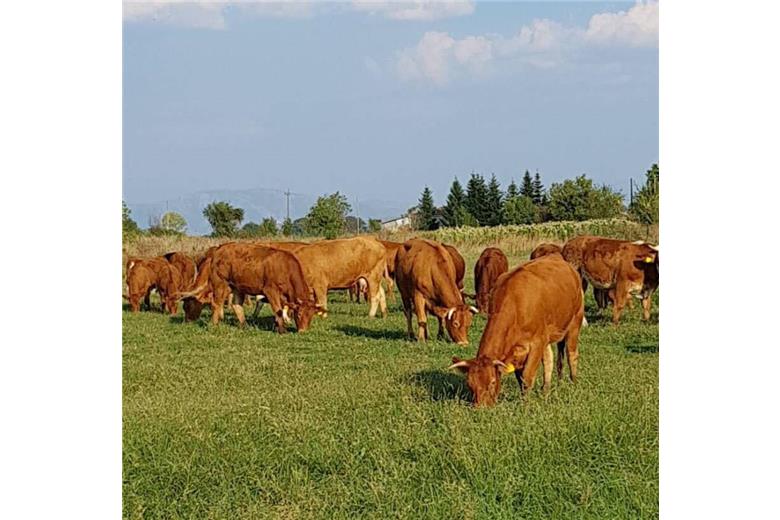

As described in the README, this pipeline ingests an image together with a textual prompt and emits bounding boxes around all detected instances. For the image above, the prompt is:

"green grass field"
[123,251,658,519]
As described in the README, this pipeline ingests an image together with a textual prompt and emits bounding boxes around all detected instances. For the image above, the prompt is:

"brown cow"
[529,242,562,260]
[293,237,388,318]
[163,252,197,290]
[395,239,477,344]
[182,249,217,322]
[473,247,509,313]
[449,253,584,407]
[443,244,466,290]
[179,242,322,333]
[378,239,403,302]
[579,238,659,324]
[125,257,183,314]
[561,235,610,309]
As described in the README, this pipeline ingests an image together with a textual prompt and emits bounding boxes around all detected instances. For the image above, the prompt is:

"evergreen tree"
[465,173,490,226]
[520,170,534,199]
[417,186,437,231]
[442,177,467,227]
[532,171,545,205]
[506,179,519,200]
[486,174,504,226]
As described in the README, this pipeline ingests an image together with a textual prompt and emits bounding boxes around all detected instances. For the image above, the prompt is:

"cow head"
[290,299,326,332]
[183,298,205,322]
[435,305,478,345]
[632,243,658,266]
[448,356,515,407]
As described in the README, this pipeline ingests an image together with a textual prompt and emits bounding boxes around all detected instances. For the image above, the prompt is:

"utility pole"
[355,196,360,235]
[284,189,291,221]
[630,178,634,206]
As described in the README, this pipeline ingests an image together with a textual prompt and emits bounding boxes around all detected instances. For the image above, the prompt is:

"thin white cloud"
[395,1,658,85]
[352,1,474,21]
[123,1,317,28]
[585,0,659,47]
[123,1,228,29]
[123,0,473,27]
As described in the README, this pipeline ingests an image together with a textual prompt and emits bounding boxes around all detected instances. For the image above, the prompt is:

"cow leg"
[402,296,414,340]
[413,292,428,342]
[263,291,287,334]
[367,278,380,318]
[642,292,653,321]
[611,283,630,325]
[253,297,264,319]
[313,285,328,317]
[378,286,387,318]
[211,284,230,325]
[518,347,543,395]
[542,344,554,394]
[594,288,609,310]
[565,315,583,382]
[556,341,566,380]
[436,315,446,341]
[143,289,152,311]
[129,293,142,312]
[386,277,396,303]
[231,291,246,328]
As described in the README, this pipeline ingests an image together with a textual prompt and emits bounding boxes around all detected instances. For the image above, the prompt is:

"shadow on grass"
[408,370,471,402]
[335,325,408,341]
[625,344,659,354]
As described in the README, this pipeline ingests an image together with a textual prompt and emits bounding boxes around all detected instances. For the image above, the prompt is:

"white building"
[381,215,411,231]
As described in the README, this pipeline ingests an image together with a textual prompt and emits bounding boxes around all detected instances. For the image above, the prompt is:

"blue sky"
[123,1,658,222]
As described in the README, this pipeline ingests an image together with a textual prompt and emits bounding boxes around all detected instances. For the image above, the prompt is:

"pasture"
[123,245,658,519]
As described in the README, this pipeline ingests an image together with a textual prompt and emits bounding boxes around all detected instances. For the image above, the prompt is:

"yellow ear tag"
[644,256,654,263]
[502,363,515,374]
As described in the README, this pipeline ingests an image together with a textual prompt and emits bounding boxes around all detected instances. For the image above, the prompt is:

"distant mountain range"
[126,188,409,235]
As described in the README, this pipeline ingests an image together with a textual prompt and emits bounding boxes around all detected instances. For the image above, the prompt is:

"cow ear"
[448,356,471,373]
[493,359,516,375]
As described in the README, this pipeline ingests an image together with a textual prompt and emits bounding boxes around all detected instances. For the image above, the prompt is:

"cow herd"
[124,234,658,406]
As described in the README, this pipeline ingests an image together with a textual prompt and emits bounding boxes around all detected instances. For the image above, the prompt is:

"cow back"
[395,239,463,309]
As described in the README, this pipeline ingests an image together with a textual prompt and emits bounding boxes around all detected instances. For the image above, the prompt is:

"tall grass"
[125,218,656,263]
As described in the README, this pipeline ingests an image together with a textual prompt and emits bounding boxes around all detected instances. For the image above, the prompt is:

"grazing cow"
[178,242,322,333]
[395,239,478,344]
[163,252,197,290]
[379,239,403,302]
[530,243,562,260]
[561,235,610,308]
[449,254,585,407]
[443,244,466,290]
[125,257,183,314]
[182,249,217,322]
[348,277,368,303]
[293,237,388,318]
[473,247,509,314]
[579,238,659,325]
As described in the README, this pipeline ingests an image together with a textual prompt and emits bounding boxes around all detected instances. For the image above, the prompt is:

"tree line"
[123,192,382,240]
[414,165,659,230]
[123,164,658,240]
